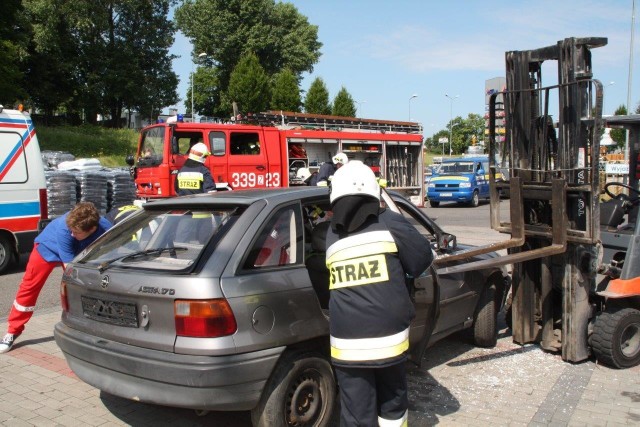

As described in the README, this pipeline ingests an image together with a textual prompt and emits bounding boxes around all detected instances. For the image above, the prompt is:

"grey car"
[54,187,509,426]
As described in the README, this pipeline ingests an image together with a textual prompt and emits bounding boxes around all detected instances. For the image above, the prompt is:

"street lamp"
[445,93,459,156]
[604,81,615,115]
[409,94,418,121]
[191,52,207,122]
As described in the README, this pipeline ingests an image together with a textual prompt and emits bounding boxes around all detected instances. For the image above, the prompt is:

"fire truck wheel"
[429,201,440,208]
[592,308,640,369]
[0,235,14,275]
[473,282,498,347]
[251,350,337,427]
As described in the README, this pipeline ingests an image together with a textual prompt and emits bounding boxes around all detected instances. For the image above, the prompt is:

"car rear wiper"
[98,247,188,273]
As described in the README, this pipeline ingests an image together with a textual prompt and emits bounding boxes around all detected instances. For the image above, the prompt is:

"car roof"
[142,187,330,210]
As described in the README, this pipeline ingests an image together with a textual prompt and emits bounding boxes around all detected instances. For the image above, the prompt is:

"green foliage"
[0,0,27,104]
[424,113,485,155]
[189,65,221,117]
[304,77,331,115]
[270,69,301,112]
[611,104,628,150]
[227,52,271,114]
[37,125,138,167]
[175,0,321,117]
[17,0,178,126]
[332,86,356,117]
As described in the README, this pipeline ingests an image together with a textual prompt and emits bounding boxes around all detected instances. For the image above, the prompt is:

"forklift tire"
[473,282,498,347]
[591,308,640,369]
[429,201,440,208]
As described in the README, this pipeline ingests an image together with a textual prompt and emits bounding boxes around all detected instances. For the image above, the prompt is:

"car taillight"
[60,281,69,312]
[39,188,48,220]
[174,299,237,338]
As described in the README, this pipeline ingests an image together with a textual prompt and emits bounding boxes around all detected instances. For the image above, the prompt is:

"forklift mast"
[490,37,608,363]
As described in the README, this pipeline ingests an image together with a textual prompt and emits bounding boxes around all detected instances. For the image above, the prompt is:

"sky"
[168,0,640,137]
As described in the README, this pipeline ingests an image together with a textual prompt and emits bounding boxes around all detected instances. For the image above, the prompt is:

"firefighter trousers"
[7,245,61,336]
[335,362,409,426]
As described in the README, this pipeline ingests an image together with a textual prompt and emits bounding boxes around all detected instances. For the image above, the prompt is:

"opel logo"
[101,275,110,289]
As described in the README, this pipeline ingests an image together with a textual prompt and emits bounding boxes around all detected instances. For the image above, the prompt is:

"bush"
[37,125,139,167]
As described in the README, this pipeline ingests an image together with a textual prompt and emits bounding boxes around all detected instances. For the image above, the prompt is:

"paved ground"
[1,308,639,426]
[1,218,639,426]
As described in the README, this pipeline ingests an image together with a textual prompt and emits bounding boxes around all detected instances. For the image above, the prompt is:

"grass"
[37,125,139,167]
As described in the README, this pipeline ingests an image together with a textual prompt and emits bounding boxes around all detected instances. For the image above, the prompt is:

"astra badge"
[101,275,110,289]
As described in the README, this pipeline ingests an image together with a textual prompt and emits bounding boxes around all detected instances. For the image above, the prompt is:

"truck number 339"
[231,172,280,188]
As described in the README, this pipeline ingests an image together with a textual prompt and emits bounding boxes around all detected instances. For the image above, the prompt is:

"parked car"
[54,187,510,426]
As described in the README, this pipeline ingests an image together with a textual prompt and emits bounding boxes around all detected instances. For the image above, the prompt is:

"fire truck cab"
[128,111,425,205]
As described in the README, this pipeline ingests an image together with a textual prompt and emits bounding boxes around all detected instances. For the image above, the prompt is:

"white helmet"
[188,142,211,163]
[296,167,312,181]
[330,160,380,204]
[332,152,349,165]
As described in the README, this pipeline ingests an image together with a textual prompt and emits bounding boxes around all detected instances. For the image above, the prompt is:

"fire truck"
[127,111,425,205]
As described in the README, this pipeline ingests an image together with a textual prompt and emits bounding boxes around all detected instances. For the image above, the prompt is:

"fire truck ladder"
[246,111,423,134]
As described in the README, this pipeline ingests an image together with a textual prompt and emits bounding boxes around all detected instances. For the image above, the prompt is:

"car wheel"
[591,308,640,369]
[473,282,497,347]
[251,351,337,427]
[0,235,14,275]
[469,191,479,207]
[429,200,440,208]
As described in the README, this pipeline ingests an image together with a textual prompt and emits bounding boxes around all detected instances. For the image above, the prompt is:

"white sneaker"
[0,333,15,354]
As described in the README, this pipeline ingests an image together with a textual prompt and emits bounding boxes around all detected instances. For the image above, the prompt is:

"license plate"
[81,296,139,327]
[439,192,453,197]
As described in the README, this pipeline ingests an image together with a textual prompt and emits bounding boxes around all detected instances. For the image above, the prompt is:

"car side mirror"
[438,233,457,251]
[125,154,135,166]
[477,168,485,175]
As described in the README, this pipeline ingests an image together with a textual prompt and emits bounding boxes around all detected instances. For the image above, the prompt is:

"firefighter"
[326,160,434,426]
[0,202,112,353]
[105,202,142,225]
[296,167,318,186]
[175,142,216,196]
[316,152,348,186]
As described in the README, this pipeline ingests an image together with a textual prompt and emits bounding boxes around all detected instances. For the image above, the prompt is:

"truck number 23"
[231,172,280,188]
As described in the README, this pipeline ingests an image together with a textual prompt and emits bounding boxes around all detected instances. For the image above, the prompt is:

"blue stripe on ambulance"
[0,201,40,219]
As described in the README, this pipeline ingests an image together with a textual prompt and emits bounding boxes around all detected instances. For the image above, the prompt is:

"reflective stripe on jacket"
[325,209,433,368]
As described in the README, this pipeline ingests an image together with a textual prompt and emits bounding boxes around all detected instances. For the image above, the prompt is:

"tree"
[0,0,28,106]
[611,104,628,150]
[270,69,301,112]
[332,86,356,117]
[304,77,331,115]
[227,52,271,115]
[21,0,178,126]
[188,66,221,117]
[175,0,321,117]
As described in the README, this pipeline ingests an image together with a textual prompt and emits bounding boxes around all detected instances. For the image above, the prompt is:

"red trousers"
[7,245,61,335]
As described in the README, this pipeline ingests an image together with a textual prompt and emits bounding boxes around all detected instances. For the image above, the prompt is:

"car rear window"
[77,208,237,271]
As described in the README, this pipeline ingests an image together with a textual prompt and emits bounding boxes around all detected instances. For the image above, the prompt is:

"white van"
[0,106,48,274]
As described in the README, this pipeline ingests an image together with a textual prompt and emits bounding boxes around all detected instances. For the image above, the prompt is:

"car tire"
[591,308,640,369]
[472,282,497,347]
[0,235,14,275]
[469,191,479,207]
[250,351,337,427]
[429,201,440,208]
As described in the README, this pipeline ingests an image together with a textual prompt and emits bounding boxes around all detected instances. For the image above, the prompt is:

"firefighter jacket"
[175,159,216,196]
[325,209,434,368]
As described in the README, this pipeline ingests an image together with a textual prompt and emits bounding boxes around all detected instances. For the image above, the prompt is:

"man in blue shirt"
[0,202,112,353]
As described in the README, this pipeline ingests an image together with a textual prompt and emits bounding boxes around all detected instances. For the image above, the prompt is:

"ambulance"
[0,106,48,274]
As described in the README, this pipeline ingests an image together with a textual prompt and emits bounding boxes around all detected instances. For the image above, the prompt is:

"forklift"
[434,37,640,368]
